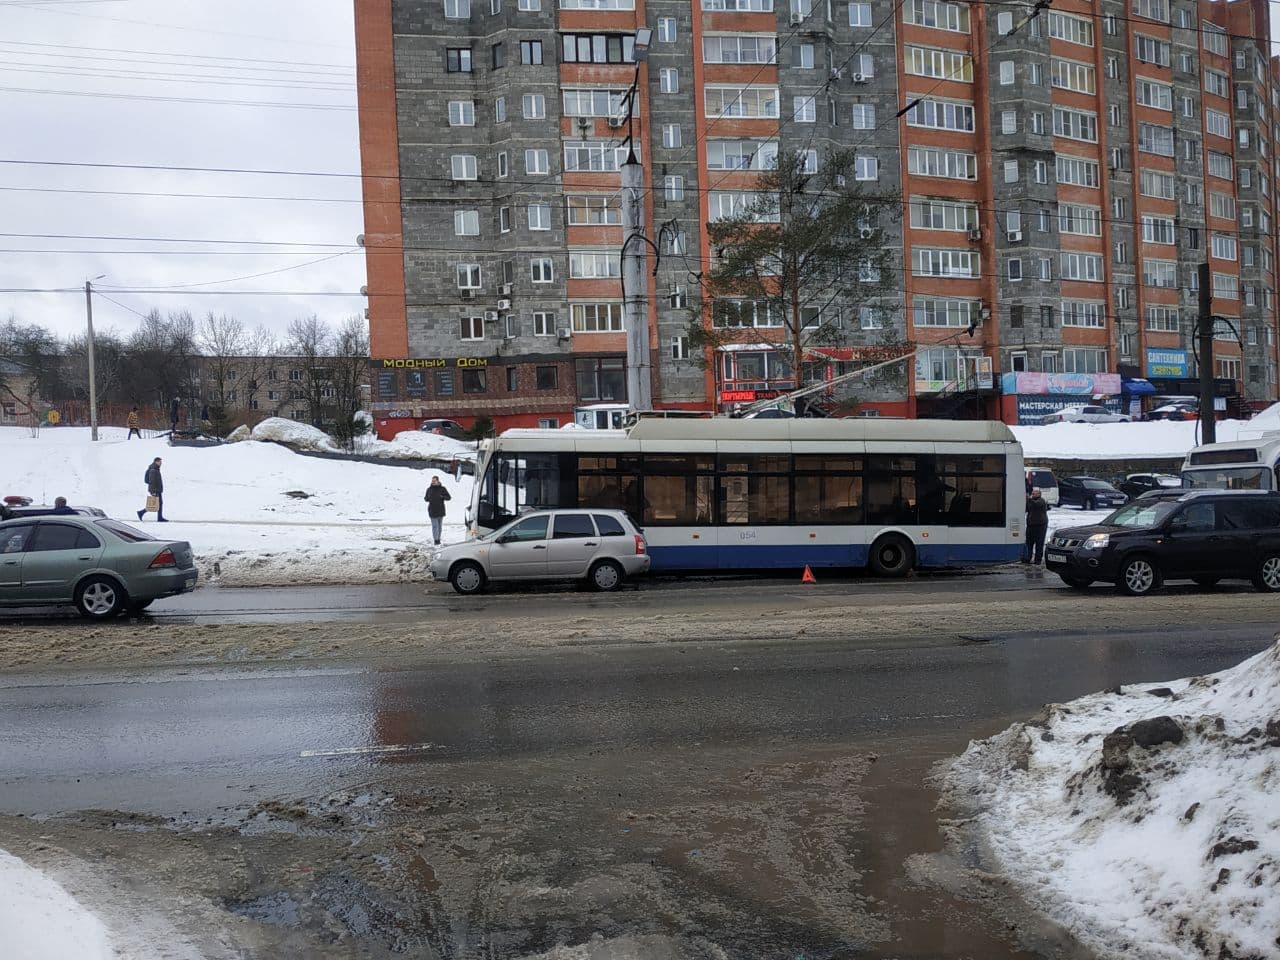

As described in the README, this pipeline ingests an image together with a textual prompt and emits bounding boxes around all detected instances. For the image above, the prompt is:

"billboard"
[1000,372,1122,396]
[1145,348,1189,378]
[1015,394,1123,425]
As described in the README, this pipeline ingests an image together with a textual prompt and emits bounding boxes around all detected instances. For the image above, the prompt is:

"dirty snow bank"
[937,642,1280,960]
[0,849,114,960]
[248,417,477,463]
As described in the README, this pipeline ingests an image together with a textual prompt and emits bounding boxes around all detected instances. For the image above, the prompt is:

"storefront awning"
[1122,377,1157,396]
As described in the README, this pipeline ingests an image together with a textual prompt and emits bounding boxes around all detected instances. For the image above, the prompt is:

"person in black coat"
[1024,487,1050,564]
[424,475,451,546]
[137,457,167,522]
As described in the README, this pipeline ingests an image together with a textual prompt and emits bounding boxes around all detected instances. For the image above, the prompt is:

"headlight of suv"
[1083,533,1110,550]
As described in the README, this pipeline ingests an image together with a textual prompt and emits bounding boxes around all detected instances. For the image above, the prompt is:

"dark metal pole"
[1197,262,1216,444]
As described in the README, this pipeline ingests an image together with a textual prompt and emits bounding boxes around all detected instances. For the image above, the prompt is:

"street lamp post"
[84,275,105,442]
[620,28,653,414]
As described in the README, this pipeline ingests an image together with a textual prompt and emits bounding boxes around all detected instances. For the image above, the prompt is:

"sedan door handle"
[78,555,95,560]
[584,542,598,547]
[533,544,546,550]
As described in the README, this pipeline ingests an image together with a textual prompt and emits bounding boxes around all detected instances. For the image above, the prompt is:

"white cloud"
[0,0,368,339]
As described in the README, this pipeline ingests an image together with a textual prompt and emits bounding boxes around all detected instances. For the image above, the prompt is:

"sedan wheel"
[1118,557,1161,596]
[588,559,624,592]
[449,561,485,595]
[75,576,125,619]
[1252,554,1280,592]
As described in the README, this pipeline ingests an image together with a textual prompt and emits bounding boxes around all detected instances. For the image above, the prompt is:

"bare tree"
[285,314,330,429]
[328,315,371,451]
[197,313,246,436]
[239,325,278,417]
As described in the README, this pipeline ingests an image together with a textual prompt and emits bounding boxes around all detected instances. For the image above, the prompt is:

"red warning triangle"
[801,565,817,584]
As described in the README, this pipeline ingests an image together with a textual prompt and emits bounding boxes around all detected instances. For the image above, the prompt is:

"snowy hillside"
[3,426,470,585]
[938,642,1280,960]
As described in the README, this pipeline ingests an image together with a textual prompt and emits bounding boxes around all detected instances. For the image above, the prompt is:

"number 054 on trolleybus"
[468,419,1026,576]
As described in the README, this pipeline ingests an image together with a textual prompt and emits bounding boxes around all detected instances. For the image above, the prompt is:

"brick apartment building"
[355,0,1280,431]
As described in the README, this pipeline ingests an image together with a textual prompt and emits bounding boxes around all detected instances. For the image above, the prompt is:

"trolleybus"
[468,418,1025,575]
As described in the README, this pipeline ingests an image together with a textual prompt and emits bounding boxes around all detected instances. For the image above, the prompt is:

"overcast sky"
[0,0,366,342]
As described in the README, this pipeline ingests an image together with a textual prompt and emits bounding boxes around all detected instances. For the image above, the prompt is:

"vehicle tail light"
[635,535,646,555]
[149,549,177,569]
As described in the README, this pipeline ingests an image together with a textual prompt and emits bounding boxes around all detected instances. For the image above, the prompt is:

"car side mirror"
[495,534,514,544]
[1168,517,1187,534]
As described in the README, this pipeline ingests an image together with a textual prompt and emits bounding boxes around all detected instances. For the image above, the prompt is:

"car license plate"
[184,577,196,589]
[1045,550,1068,562]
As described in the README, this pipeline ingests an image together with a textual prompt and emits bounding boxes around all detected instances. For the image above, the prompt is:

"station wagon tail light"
[635,535,646,555]
[149,549,177,568]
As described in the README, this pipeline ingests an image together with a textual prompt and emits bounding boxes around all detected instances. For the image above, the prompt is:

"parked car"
[1045,489,1280,595]
[429,509,649,595]
[1039,405,1132,425]
[1118,473,1183,499]
[1144,403,1199,422]
[1059,476,1129,510]
[0,516,198,618]
[420,419,468,440]
[1025,468,1060,506]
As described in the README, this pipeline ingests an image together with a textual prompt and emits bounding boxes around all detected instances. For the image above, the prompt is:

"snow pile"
[364,429,477,463]
[0,849,114,960]
[250,416,339,452]
[2,426,473,586]
[938,642,1280,960]
[224,424,251,443]
[1012,419,1262,461]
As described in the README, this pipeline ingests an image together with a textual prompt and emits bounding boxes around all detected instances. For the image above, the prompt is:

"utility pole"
[620,28,653,415]
[84,278,100,442]
[1197,262,1216,445]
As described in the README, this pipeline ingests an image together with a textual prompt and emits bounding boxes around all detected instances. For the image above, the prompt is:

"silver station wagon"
[429,509,649,594]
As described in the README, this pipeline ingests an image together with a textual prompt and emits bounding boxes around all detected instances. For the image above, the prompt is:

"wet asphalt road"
[0,613,1270,818]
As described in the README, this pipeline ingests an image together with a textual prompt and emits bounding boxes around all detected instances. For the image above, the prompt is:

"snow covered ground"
[0,849,113,960]
[3,426,471,585]
[938,642,1280,960]
[1012,413,1277,461]
[247,416,477,462]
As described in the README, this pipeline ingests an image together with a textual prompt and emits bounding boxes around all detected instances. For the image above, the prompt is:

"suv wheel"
[588,559,624,592]
[1118,556,1161,596]
[449,561,486,595]
[1252,554,1280,592]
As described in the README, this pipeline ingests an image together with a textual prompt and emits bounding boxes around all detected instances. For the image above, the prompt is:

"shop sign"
[1000,372,1122,396]
[372,357,488,369]
[719,389,781,403]
[1014,394,1122,425]
[1146,348,1189,378]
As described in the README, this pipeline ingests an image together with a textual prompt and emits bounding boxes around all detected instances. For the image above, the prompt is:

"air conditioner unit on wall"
[789,11,804,25]
[460,289,475,299]
[557,327,573,339]
[859,227,874,239]
[484,310,499,322]
[607,116,625,128]
[497,299,512,311]
[499,284,512,296]
[1008,230,1023,242]
[852,73,868,84]
[967,227,982,241]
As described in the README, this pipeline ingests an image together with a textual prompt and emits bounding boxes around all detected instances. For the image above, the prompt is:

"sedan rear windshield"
[96,519,155,542]
[1105,501,1180,528]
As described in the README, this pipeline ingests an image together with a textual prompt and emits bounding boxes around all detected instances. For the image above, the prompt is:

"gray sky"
[0,0,366,342]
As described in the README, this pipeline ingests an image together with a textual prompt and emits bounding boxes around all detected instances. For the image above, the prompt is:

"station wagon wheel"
[449,561,485,596]
[1252,554,1280,592]
[869,534,914,578]
[1117,556,1161,597]
[588,559,624,592]
[75,575,126,619]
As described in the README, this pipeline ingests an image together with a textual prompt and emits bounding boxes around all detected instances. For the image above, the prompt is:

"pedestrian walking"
[137,457,167,522]
[169,398,180,434]
[1024,486,1049,565]
[126,406,142,439]
[424,475,451,546]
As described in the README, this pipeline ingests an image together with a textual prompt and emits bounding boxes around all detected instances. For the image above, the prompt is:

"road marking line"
[300,743,436,759]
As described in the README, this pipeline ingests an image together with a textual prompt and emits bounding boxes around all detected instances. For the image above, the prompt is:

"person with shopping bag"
[424,475,451,546]
[137,457,167,522]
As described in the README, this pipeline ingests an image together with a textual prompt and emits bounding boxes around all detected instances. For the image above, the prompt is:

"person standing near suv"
[424,475,451,546]
[1024,487,1050,564]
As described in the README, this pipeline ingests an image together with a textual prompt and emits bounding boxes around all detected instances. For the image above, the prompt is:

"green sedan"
[0,515,198,619]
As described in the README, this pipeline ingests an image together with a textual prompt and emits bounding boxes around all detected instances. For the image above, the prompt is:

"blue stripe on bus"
[647,541,1022,571]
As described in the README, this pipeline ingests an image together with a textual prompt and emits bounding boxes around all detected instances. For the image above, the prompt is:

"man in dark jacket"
[424,475,451,545]
[51,497,75,515]
[137,457,167,522]
[1024,486,1049,564]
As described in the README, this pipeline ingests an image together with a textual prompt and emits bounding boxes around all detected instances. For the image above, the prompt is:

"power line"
[0,39,354,73]
[0,65,357,92]
[0,85,356,109]
[0,185,365,204]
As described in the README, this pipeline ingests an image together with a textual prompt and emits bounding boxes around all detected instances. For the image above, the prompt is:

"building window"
[531,257,554,283]
[506,367,519,391]
[671,336,691,360]
[561,32,638,64]
[576,357,626,401]
[522,94,545,119]
[1062,348,1107,374]
[657,17,677,42]
[448,100,475,126]
[569,251,621,279]
[662,123,682,148]
[528,202,551,230]
[447,48,473,73]
[462,369,487,393]
[571,302,624,332]
[444,0,470,18]
[793,95,816,123]
[1008,258,1023,281]
[457,263,482,289]
[659,68,679,93]
[664,175,684,201]
[459,315,485,341]
[520,40,543,64]
[567,194,621,224]
[453,209,484,238]
[525,149,549,174]
[450,154,478,180]
[517,0,540,9]
[854,155,878,180]
[492,42,506,69]
[533,312,555,336]
[848,2,871,26]
[999,60,1014,85]
[536,366,558,390]
[495,96,507,122]
[497,151,509,178]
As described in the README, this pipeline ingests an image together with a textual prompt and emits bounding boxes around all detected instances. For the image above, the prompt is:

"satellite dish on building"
[360,285,368,296]
[356,234,366,247]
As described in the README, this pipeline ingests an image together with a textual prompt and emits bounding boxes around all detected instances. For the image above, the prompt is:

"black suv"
[1045,490,1280,595]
